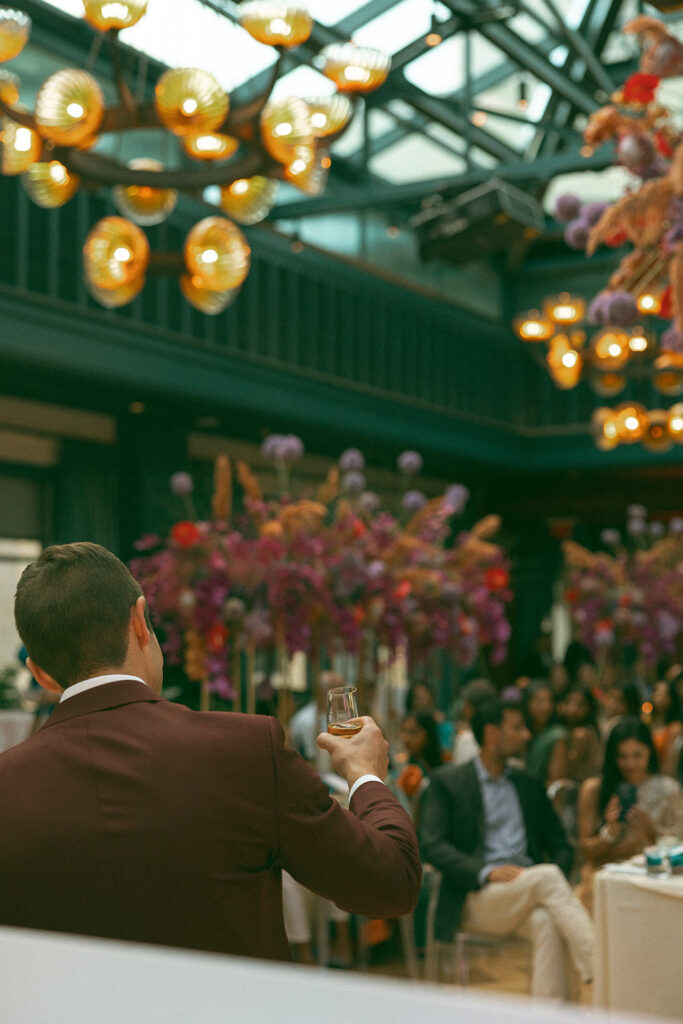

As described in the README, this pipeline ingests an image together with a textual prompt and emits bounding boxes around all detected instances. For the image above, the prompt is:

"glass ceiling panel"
[369,134,467,183]
[305,0,374,26]
[41,0,276,93]
[352,0,436,55]
[405,34,507,97]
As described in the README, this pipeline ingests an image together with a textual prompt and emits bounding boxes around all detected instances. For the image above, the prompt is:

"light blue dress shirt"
[474,756,533,884]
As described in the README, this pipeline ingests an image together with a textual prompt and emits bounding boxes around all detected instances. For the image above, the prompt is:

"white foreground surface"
[0,925,675,1024]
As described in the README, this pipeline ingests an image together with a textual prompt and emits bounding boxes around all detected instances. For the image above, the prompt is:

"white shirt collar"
[59,674,148,702]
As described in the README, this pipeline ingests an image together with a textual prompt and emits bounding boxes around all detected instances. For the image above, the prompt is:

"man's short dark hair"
[462,678,497,710]
[15,542,144,688]
[471,699,523,747]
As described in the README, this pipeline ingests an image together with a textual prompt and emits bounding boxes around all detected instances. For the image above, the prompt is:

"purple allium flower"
[170,471,193,496]
[278,434,304,462]
[342,470,366,495]
[261,433,284,459]
[402,489,427,514]
[626,517,647,538]
[617,132,656,174]
[656,609,680,644]
[554,193,582,222]
[444,484,470,514]
[564,217,590,251]
[367,559,385,579]
[626,504,647,519]
[661,325,683,355]
[587,292,611,326]
[600,528,621,546]
[339,447,365,471]
[606,290,639,327]
[397,450,423,475]
[358,490,380,513]
[649,520,665,539]
[669,516,683,535]
[582,201,608,227]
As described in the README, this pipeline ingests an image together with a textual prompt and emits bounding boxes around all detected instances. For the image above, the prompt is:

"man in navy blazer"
[0,542,420,961]
[420,700,593,999]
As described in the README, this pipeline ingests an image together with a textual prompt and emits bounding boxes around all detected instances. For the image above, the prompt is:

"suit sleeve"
[269,718,421,917]
[536,781,573,877]
[419,772,482,891]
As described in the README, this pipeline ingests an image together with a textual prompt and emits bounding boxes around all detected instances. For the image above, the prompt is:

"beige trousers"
[463,864,595,999]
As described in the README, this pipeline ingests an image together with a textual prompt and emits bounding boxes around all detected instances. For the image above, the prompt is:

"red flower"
[621,73,660,105]
[351,518,366,538]
[618,594,632,607]
[171,521,201,548]
[352,605,366,626]
[207,623,229,653]
[660,285,672,320]
[565,588,579,604]
[655,132,673,158]
[595,618,613,633]
[605,228,628,248]
[392,580,412,601]
[485,567,509,591]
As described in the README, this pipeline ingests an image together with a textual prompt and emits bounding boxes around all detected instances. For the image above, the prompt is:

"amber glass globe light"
[319,43,390,94]
[85,274,145,309]
[0,9,31,63]
[260,95,312,164]
[0,68,19,105]
[184,216,250,291]
[636,291,661,315]
[180,275,239,315]
[668,403,683,441]
[155,68,228,136]
[35,69,104,146]
[591,408,619,451]
[513,309,554,342]
[305,95,352,138]
[83,216,150,291]
[642,410,673,453]
[590,371,626,397]
[23,160,79,208]
[183,131,239,161]
[285,145,328,195]
[112,158,178,226]
[219,176,278,225]
[239,2,312,47]
[1,117,41,174]
[591,327,631,370]
[613,402,647,443]
[653,355,683,396]
[83,0,148,31]
[543,292,586,326]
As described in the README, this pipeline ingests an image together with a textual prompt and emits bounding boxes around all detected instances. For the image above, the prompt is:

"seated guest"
[420,700,594,1000]
[523,679,569,786]
[399,711,443,776]
[0,543,421,960]
[649,678,683,777]
[598,682,641,740]
[562,687,603,785]
[576,717,681,910]
[452,677,497,766]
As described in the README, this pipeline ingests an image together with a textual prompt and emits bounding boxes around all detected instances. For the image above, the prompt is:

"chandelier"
[513,14,683,453]
[0,3,390,313]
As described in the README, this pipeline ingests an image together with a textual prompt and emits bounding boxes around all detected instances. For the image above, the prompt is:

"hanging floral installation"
[130,437,511,710]
[563,506,683,666]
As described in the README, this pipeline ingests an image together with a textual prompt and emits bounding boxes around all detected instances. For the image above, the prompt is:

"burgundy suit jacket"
[0,679,420,960]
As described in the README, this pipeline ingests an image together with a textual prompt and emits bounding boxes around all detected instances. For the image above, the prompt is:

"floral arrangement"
[130,437,512,706]
[563,505,683,665]
[554,16,683,350]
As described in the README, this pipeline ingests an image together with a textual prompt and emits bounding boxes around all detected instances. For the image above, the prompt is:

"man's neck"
[479,748,505,777]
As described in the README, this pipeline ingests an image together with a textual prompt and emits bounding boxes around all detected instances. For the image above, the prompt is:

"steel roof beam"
[270,145,614,219]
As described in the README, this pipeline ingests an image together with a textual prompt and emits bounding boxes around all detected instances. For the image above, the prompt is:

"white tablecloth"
[594,867,683,1020]
[0,710,33,753]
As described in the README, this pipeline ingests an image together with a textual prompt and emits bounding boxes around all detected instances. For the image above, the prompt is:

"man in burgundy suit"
[1,542,420,960]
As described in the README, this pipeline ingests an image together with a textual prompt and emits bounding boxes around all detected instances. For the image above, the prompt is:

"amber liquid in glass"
[327,721,363,738]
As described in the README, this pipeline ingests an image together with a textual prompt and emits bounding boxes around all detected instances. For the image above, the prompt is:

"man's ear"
[26,657,63,695]
[130,595,151,649]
